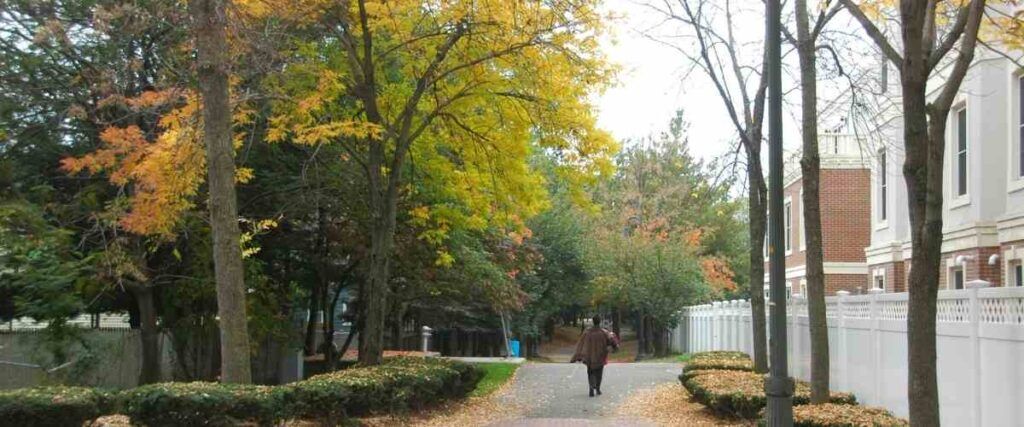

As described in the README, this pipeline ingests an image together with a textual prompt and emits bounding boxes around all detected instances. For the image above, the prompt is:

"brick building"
[765,134,873,297]
[865,47,1024,291]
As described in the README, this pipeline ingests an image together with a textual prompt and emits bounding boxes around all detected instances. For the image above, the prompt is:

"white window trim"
[784,196,793,256]
[948,265,965,290]
[799,190,806,251]
[875,148,889,229]
[799,279,807,297]
[872,268,886,292]
[1008,70,1024,193]
[950,102,970,208]
[1008,259,1023,288]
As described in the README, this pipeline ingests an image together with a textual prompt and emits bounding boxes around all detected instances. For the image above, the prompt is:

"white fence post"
[868,287,884,404]
[730,300,739,350]
[712,301,721,350]
[836,290,850,392]
[967,279,990,427]
[741,300,748,353]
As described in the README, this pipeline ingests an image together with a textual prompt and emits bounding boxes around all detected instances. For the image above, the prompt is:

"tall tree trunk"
[904,75,943,426]
[900,3,982,424]
[338,322,360,363]
[838,1,985,423]
[643,316,655,356]
[652,324,666,358]
[190,0,251,384]
[635,311,645,358]
[748,159,769,373]
[303,291,319,356]
[322,285,343,371]
[390,302,405,350]
[134,285,161,384]
[359,209,395,365]
[795,0,829,403]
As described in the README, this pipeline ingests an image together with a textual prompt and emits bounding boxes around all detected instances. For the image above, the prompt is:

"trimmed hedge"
[679,351,754,383]
[0,386,114,427]
[0,357,482,426]
[789,403,908,426]
[690,351,751,362]
[120,382,287,427]
[681,369,856,419]
[286,356,481,423]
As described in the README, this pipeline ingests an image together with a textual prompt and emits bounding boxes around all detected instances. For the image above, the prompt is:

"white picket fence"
[671,285,1024,426]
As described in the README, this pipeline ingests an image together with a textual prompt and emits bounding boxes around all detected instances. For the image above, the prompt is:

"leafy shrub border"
[0,357,482,426]
[679,351,755,383]
[787,403,909,427]
[690,351,750,362]
[0,386,114,427]
[681,369,856,419]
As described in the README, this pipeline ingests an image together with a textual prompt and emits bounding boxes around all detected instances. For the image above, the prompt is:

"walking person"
[570,315,618,397]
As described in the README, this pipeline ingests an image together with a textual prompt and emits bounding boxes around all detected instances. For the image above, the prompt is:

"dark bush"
[0,357,481,426]
[681,369,856,419]
[120,382,286,427]
[285,356,482,423]
[0,386,113,427]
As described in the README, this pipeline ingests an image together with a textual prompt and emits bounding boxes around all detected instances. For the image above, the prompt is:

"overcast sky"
[593,0,869,163]
[595,0,752,162]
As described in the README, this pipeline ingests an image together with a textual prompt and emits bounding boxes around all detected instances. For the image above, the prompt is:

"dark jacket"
[571,327,617,368]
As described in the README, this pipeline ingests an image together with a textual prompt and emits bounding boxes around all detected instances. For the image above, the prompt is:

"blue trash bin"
[510,340,520,357]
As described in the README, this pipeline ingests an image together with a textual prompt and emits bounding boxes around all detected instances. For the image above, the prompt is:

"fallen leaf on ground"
[615,382,754,427]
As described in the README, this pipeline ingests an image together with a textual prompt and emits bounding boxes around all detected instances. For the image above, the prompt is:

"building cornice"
[865,241,905,265]
[765,262,869,281]
[941,222,999,252]
[996,210,1024,243]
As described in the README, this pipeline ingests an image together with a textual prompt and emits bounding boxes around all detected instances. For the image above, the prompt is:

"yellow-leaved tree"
[260,0,617,364]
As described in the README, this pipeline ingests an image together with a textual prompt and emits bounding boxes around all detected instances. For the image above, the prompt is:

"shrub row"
[0,357,482,427]
[286,356,481,424]
[0,386,114,427]
[681,369,856,419]
[679,352,907,425]
[121,382,288,427]
[690,351,751,362]
[789,403,909,427]
[679,350,754,383]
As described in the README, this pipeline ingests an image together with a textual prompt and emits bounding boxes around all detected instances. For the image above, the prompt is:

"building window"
[1019,75,1024,177]
[799,279,807,297]
[1011,261,1023,287]
[950,266,965,290]
[955,107,968,197]
[873,271,886,291]
[784,200,792,253]
[878,149,887,220]
[799,191,806,251]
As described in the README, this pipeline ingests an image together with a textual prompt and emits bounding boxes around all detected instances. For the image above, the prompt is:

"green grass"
[468,363,519,397]
[633,353,688,363]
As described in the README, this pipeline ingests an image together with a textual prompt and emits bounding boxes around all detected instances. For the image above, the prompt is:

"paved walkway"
[490,362,680,426]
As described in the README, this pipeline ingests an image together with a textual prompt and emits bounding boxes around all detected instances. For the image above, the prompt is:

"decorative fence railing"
[670,285,1024,427]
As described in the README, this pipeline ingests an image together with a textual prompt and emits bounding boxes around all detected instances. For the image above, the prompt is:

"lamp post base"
[765,375,794,426]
